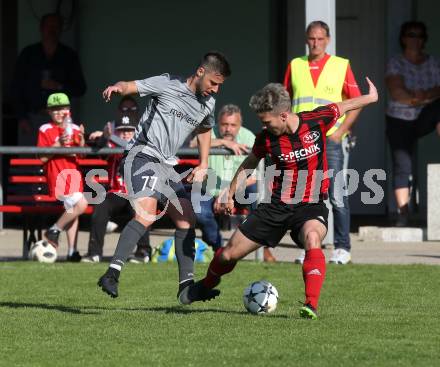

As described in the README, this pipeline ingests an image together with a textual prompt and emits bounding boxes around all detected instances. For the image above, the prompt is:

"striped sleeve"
[300,104,340,132]
[251,131,267,159]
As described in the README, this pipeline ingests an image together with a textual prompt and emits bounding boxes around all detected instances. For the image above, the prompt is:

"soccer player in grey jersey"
[98,52,231,303]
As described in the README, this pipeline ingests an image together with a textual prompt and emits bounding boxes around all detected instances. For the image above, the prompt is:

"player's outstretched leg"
[98,267,120,298]
[178,247,236,305]
[300,248,326,319]
[297,219,327,320]
[98,219,148,298]
[299,303,318,320]
[180,228,260,305]
[167,198,200,302]
[178,279,221,305]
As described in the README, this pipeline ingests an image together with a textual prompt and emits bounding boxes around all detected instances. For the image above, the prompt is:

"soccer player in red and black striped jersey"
[180,78,378,319]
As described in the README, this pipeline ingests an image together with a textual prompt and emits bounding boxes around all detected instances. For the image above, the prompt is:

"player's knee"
[174,207,197,228]
[220,248,236,263]
[187,213,197,228]
[175,216,196,229]
[134,214,150,228]
[304,230,322,250]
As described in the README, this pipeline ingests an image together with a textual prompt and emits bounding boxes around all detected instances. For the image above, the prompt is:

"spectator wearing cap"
[37,92,88,261]
[82,96,151,263]
[11,13,86,146]
[88,95,139,144]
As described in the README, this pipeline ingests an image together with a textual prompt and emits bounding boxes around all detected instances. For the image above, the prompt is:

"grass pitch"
[0,261,439,367]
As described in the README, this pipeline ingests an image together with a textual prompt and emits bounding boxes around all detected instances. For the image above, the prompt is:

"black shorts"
[119,153,188,205]
[239,202,328,248]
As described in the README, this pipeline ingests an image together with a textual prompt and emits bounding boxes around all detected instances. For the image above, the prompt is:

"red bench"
[1,158,109,258]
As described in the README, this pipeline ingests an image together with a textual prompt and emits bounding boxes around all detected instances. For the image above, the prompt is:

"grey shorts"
[120,153,188,205]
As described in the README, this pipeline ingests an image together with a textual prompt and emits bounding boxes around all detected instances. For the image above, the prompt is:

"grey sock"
[174,228,195,284]
[110,220,147,271]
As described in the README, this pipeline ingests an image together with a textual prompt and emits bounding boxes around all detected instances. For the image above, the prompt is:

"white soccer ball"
[29,240,57,263]
[243,280,279,314]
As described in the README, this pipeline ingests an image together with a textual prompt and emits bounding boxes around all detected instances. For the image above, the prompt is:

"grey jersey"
[128,74,215,164]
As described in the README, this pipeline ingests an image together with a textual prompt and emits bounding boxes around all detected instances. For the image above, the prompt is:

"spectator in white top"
[386,21,440,226]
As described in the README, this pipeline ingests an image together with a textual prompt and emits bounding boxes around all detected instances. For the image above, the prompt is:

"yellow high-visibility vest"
[290,55,348,136]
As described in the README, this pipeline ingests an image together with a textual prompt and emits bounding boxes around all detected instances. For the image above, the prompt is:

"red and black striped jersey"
[252,104,340,204]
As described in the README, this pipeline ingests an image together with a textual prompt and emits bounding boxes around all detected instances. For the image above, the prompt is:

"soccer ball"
[29,240,57,263]
[243,280,279,314]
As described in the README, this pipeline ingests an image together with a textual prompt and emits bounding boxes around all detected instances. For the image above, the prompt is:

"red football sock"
[203,247,237,288]
[302,248,326,310]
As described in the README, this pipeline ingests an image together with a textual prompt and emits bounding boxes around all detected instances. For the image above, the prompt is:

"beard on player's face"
[195,78,204,96]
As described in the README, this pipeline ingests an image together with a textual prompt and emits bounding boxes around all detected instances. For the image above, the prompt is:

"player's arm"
[216,153,260,214]
[332,65,363,138]
[186,127,211,183]
[196,127,212,168]
[336,77,378,116]
[332,102,362,140]
[102,81,138,102]
[336,109,361,137]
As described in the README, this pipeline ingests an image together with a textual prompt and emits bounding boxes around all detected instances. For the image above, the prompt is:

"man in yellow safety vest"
[283,20,363,265]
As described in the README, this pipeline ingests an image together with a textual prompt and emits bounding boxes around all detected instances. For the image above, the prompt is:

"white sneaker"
[329,249,351,265]
[329,249,340,263]
[106,221,118,234]
[294,249,306,264]
[128,255,150,264]
[81,254,100,263]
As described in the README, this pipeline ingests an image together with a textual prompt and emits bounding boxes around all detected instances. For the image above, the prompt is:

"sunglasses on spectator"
[404,32,424,39]
[120,106,138,112]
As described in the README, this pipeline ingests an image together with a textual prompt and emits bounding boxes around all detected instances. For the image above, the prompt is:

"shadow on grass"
[0,302,100,315]
[0,302,290,318]
[99,305,290,318]
[407,254,440,259]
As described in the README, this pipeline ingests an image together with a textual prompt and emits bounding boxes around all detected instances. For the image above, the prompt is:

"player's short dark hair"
[40,13,64,29]
[249,83,291,114]
[306,20,330,37]
[399,21,427,49]
[200,51,231,77]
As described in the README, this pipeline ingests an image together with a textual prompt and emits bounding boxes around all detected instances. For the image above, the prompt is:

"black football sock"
[174,228,196,285]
